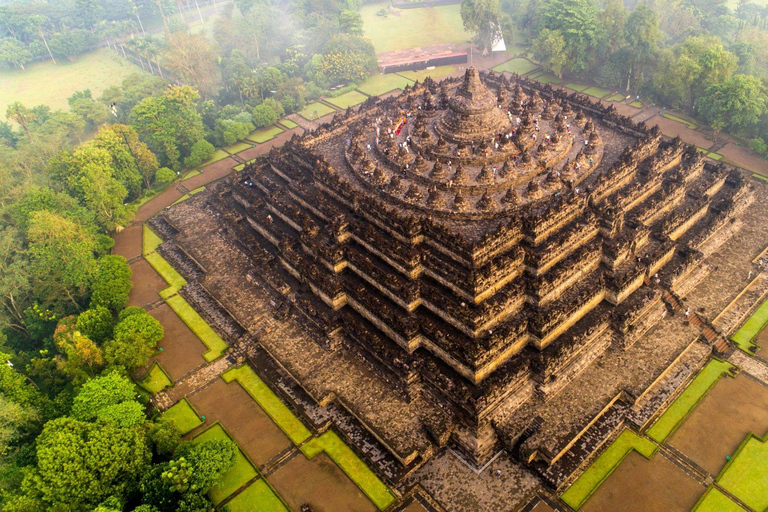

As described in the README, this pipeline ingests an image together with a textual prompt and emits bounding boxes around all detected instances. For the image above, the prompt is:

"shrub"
[183,139,216,169]
[154,167,176,185]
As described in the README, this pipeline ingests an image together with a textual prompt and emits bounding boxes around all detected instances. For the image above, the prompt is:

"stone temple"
[152,68,751,487]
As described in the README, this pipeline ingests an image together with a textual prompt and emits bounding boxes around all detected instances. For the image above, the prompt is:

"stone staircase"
[662,289,731,355]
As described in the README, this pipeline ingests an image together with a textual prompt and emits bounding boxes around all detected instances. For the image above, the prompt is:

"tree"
[68,90,109,131]
[53,316,104,382]
[252,102,280,128]
[148,418,181,456]
[0,395,39,459]
[76,306,114,343]
[532,28,568,78]
[461,0,505,54]
[131,86,205,169]
[533,0,602,74]
[183,139,215,169]
[339,10,363,34]
[96,124,160,192]
[623,5,661,92]
[47,29,96,61]
[27,211,97,312]
[154,167,176,185]
[71,371,146,428]
[697,74,767,136]
[90,255,132,312]
[6,102,35,142]
[162,32,220,99]
[104,310,163,371]
[215,119,252,146]
[18,417,150,510]
[0,37,32,70]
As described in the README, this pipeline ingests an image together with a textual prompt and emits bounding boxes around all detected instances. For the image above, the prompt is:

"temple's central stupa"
[154,67,749,484]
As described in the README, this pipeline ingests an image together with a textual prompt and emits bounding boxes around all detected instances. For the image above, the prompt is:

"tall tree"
[697,74,767,136]
[162,32,219,99]
[534,0,603,74]
[461,0,505,54]
[623,4,662,91]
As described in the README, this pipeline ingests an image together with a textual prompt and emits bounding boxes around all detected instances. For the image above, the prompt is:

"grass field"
[143,225,163,255]
[171,185,206,205]
[630,100,644,108]
[360,2,471,53]
[140,362,172,393]
[182,169,201,181]
[560,429,657,510]
[663,112,698,130]
[717,434,768,511]
[692,487,745,512]
[731,298,768,352]
[565,82,589,92]
[0,48,145,121]
[647,359,734,443]
[301,431,397,510]
[144,251,187,297]
[582,86,612,99]
[193,423,258,504]
[535,73,563,85]
[227,479,289,512]
[165,294,228,362]
[697,148,724,161]
[397,64,458,83]
[225,141,252,154]
[606,93,626,102]
[298,101,336,121]
[278,118,298,129]
[222,366,312,445]
[163,398,203,435]
[200,148,231,167]
[493,58,539,75]
[246,125,284,143]
[326,90,370,109]
[357,73,414,96]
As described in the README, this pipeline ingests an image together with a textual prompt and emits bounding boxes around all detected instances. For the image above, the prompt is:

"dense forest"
[503,0,768,153]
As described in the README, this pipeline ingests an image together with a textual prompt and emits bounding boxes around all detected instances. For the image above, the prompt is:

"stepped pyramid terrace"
[151,67,756,486]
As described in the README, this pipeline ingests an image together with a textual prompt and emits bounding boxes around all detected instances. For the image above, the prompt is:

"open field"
[493,58,539,75]
[582,86,612,99]
[163,398,203,434]
[139,362,172,393]
[227,479,289,512]
[299,101,337,120]
[731,298,768,352]
[0,48,144,120]
[360,2,471,53]
[278,118,298,129]
[692,488,745,512]
[717,434,768,511]
[246,125,284,143]
[357,73,414,96]
[327,90,369,109]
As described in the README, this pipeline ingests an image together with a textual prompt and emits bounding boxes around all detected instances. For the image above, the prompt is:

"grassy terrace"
[605,93,626,102]
[535,73,563,85]
[171,186,206,206]
[139,362,172,394]
[360,1,470,53]
[166,294,228,362]
[560,429,657,510]
[163,398,203,435]
[493,58,539,75]
[222,366,311,445]
[298,101,336,121]
[692,487,745,512]
[326,90,369,109]
[246,125,284,143]
[200,148,231,167]
[278,118,298,129]
[193,423,258,505]
[301,431,397,510]
[397,64,458,82]
[731,298,768,352]
[662,112,698,130]
[718,434,768,511]
[647,358,734,443]
[582,86,612,99]
[227,479,289,512]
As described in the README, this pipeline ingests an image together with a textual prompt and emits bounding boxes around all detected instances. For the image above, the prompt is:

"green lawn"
[692,487,745,512]
[143,225,163,255]
[233,163,245,172]
[528,71,544,79]
[731,298,768,352]
[298,101,337,121]
[357,73,414,97]
[301,431,396,511]
[193,423,258,505]
[139,362,172,394]
[165,294,228,362]
[182,169,201,181]
[326,90,370,109]
[560,429,657,510]
[171,186,205,205]
[663,113,698,130]
[225,141,252,154]
[247,125,284,143]
[697,148,724,161]
[717,434,768,511]
[493,58,539,75]
[144,252,187,297]
[535,73,563,85]
[396,64,458,83]
[630,100,644,108]
[565,82,589,92]
[582,86,613,99]
[753,174,768,183]
[647,358,734,443]
[201,148,231,167]
[163,398,203,435]
[360,2,471,53]
[227,479,289,512]
[278,118,298,129]
[0,48,145,121]
[605,93,626,102]
[222,366,311,445]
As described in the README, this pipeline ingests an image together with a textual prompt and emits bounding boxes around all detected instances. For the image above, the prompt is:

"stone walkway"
[729,349,768,386]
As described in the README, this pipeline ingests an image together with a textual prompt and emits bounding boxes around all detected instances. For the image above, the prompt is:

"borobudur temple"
[151,67,752,485]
